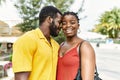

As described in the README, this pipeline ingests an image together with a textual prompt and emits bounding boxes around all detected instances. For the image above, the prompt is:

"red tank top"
[57,43,81,80]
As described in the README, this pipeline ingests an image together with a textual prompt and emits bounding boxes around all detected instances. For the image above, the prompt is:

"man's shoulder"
[25,29,36,36]
[15,29,36,42]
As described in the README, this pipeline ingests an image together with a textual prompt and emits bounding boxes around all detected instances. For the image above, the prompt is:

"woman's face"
[62,14,79,37]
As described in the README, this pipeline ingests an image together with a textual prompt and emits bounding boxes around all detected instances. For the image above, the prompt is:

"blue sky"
[0,0,120,31]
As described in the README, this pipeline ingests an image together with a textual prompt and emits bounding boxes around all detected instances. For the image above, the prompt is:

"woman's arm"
[80,41,96,80]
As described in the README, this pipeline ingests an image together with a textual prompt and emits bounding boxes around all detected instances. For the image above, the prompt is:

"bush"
[9,54,12,62]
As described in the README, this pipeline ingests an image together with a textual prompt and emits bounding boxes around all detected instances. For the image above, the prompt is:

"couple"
[12,6,95,80]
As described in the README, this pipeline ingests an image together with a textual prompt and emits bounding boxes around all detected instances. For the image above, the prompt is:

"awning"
[0,37,18,43]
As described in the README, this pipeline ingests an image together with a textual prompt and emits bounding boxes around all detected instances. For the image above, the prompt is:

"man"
[12,6,62,80]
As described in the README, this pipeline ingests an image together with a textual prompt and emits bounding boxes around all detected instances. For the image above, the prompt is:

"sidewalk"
[100,74,116,80]
[91,43,120,49]
[0,77,14,80]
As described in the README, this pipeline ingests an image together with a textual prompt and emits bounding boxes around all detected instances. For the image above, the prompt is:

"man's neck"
[39,26,51,42]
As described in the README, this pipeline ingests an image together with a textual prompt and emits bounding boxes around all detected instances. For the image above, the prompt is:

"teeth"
[66,28,72,33]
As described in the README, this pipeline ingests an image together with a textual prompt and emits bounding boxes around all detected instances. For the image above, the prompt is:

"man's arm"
[15,72,30,80]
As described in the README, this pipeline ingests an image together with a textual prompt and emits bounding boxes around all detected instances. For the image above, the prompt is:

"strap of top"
[78,41,99,74]
[78,40,85,69]
[79,40,85,49]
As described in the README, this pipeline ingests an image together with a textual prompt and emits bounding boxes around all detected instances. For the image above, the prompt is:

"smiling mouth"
[65,28,73,33]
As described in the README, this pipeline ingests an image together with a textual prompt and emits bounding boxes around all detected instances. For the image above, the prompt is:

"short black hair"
[39,6,62,25]
[62,11,79,24]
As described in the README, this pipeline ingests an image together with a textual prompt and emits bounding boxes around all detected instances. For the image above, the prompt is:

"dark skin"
[14,13,62,80]
[60,14,95,80]
[15,72,30,80]
[40,13,62,42]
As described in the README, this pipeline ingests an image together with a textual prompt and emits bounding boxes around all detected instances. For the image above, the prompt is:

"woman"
[57,12,96,80]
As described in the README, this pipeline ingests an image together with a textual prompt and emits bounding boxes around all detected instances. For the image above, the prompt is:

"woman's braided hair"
[62,11,79,24]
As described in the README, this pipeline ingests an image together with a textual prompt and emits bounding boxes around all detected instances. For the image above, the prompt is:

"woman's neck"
[66,36,79,44]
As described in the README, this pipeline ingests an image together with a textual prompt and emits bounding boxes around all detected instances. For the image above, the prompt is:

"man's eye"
[62,22,66,25]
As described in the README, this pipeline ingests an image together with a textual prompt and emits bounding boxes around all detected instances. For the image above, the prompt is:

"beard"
[49,21,59,37]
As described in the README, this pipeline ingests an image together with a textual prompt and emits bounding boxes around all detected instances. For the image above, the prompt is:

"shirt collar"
[35,28,53,39]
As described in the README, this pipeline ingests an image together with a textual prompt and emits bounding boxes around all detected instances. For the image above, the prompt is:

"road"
[93,44,120,80]
[0,43,120,80]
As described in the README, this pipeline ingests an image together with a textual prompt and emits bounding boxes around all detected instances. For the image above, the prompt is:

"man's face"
[49,13,62,37]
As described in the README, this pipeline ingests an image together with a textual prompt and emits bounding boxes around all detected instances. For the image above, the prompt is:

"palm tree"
[94,7,120,38]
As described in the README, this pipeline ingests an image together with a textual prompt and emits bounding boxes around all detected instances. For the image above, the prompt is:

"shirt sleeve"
[12,35,37,73]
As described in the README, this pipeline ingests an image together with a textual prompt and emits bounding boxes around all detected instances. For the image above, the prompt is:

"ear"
[47,16,53,23]
[77,24,80,29]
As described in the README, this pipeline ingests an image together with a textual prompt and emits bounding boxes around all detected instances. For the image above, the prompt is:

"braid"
[63,11,79,23]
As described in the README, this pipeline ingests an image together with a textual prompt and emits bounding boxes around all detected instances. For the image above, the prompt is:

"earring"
[77,29,81,33]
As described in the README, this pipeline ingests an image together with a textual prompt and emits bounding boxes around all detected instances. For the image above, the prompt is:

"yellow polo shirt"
[12,28,59,80]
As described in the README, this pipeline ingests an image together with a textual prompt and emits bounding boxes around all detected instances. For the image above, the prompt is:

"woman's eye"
[71,21,75,24]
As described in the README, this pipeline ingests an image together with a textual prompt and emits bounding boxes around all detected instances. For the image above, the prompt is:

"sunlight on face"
[62,15,79,37]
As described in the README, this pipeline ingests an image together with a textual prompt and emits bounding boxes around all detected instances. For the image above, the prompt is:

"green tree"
[14,0,74,32]
[14,0,85,43]
[45,0,74,43]
[14,0,41,32]
[54,30,65,44]
[93,24,107,35]
[0,0,5,5]
[94,7,120,38]
[45,0,73,12]
[14,0,74,43]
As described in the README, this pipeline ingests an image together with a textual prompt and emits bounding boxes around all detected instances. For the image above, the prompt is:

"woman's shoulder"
[80,40,92,48]
[80,40,95,55]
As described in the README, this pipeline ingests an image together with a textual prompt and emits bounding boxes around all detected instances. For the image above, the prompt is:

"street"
[93,44,120,80]
[0,43,120,80]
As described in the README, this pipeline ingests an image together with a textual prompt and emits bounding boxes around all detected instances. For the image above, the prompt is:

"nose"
[66,23,71,27]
